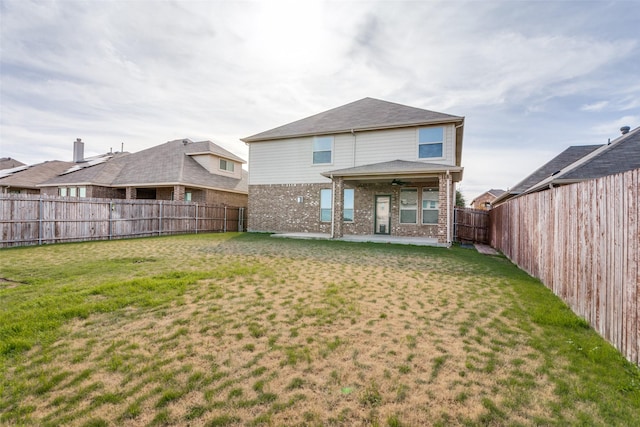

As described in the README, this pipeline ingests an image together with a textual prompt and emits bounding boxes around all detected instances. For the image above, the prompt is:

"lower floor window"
[422,188,439,224]
[320,188,355,222]
[320,189,332,222]
[344,189,354,221]
[59,186,86,197]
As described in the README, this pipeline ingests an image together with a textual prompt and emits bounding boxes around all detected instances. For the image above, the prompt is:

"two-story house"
[242,98,464,245]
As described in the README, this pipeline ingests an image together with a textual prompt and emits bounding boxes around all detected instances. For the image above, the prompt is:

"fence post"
[195,203,198,234]
[109,201,113,240]
[38,197,43,245]
[224,206,227,232]
[239,207,244,232]
[159,201,163,236]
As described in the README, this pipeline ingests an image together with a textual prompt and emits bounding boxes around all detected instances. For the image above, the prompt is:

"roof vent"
[620,125,631,135]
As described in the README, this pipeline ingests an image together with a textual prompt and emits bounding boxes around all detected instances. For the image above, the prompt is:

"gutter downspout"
[447,170,452,246]
[351,129,356,167]
[330,173,335,238]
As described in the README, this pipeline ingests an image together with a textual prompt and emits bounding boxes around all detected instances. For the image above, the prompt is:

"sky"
[1,0,639,203]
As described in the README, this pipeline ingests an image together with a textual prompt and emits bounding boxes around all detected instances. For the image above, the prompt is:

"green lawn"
[1,233,639,426]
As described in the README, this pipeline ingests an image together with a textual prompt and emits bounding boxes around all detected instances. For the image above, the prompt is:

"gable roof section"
[41,139,248,194]
[186,140,246,164]
[242,97,463,142]
[0,161,74,189]
[0,157,25,170]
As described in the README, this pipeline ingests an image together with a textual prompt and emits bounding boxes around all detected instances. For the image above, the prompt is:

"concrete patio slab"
[271,233,445,247]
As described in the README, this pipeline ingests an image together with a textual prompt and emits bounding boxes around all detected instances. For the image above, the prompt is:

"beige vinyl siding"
[354,125,456,166]
[248,124,457,185]
[250,135,355,185]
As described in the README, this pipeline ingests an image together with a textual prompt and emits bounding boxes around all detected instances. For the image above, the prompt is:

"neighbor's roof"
[242,97,464,142]
[321,159,463,182]
[40,139,248,194]
[0,157,26,170]
[0,160,75,189]
[510,145,602,195]
[470,189,506,205]
[525,126,640,193]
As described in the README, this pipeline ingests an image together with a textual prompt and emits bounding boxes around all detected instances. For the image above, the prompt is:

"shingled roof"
[509,145,602,195]
[0,157,25,170]
[41,139,247,194]
[321,159,463,182]
[0,160,74,190]
[525,126,640,193]
[242,97,463,142]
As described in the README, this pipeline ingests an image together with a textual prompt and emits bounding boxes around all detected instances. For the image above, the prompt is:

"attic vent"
[183,139,189,145]
[620,125,631,135]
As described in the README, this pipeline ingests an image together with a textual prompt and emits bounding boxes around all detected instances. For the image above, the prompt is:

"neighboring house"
[39,138,248,206]
[470,189,505,210]
[494,125,640,205]
[0,160,74,194]
[242,97,465,245]
[0,157,25,170]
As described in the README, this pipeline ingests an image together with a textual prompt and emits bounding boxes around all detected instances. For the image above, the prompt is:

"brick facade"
[249,178,455,242]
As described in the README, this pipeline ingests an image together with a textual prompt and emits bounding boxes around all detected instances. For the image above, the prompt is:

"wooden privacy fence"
[454,207,489,244]
[0,194,246,248]
[490,168,639,365]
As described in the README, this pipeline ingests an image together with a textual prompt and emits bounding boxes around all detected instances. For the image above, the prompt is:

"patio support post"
[331,176,344,238]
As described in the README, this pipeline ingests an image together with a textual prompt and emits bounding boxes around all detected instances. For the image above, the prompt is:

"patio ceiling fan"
[391,179,407,186]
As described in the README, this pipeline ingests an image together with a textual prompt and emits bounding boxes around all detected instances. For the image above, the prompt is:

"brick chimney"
[73,138,84,163]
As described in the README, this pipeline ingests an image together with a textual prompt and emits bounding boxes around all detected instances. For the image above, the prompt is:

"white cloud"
[1,0,639,197]
[581,101,610,112]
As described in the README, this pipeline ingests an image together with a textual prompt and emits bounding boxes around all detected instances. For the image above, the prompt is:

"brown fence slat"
[490,168,640,366]
[454,207,489,244]
[0,194,246,248]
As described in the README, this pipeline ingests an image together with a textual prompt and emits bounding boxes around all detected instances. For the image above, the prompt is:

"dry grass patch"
[1,233,639,426]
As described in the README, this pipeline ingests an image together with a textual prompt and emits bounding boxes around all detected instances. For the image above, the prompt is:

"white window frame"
[312,136,333,165]
[320,188,332,222]
[219,158,235,172]
[78,187,86,198]
[417,126,444,159]
[344,188,354,222]
[399,188,418,224]
[422,188,439,224]
[59,187,67,197]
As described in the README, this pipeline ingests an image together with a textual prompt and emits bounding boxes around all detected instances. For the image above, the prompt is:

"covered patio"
[321,160,463,244]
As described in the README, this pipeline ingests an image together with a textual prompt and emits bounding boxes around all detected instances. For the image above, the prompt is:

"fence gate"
[454,207,489,244]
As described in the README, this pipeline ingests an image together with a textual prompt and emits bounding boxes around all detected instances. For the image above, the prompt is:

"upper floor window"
[418,127,443,159]
[313,136,333,164]
[220,159,235,172]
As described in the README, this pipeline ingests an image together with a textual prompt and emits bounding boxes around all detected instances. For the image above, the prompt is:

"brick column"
[331,177,344,238]
[126,186,137,199]
[437,173,453,244]
[173,185,185,201]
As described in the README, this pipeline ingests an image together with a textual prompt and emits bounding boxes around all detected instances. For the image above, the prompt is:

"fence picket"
[0,195,246,248]
[490,168,640,366]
